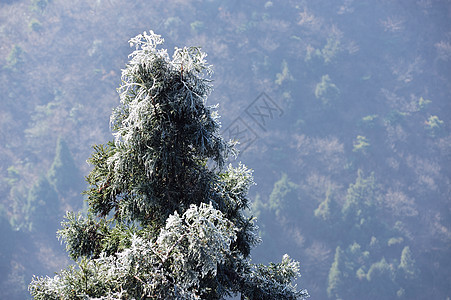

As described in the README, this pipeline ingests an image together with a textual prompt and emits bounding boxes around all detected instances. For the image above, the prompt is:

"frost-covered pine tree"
[29,31,309,300]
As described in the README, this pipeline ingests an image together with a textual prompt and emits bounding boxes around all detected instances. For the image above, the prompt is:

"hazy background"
[0,0,450,299]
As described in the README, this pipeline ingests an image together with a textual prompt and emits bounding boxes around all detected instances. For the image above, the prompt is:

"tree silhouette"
[47,137,81,195]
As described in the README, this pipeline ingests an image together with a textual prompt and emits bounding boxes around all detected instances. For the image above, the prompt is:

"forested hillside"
[0,0,449,299]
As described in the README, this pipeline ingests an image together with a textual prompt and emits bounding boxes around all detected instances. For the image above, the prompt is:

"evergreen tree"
[29,31,309,300]
[47,137,81,195]
[341,170,378,243]
[269,173,300,220]
[327,246,343,299]
[365,258,398,298]
[314,187,338,223]
[25,175,59,232]
[342,170,376,221]
[398,246,418,281]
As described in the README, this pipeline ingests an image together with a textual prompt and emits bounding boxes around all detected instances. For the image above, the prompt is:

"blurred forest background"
[0,0,450,299]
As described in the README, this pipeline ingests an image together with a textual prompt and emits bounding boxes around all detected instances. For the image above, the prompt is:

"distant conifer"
[47,137,80,195]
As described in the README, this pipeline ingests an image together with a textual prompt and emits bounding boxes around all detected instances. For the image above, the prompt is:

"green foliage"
[314,187,338,223]
[356,267,366,280]
[387,237,404,247]
[0,1,448,298]
[86,32,230,226]
[29,18,43,32]
[305,32,341,65]
[275,60,293,85]
[47,137,80,195]
[315,75,340,106]
[342,170,376,228]
[424,115,445,137]
[264,1,273,9]
[305,46,322,64]
[8,184,28,230]
[366,257,393,281]
[327,246,343,298]
[25,176,59,232]
[319,169,422,299]
[352,135,370,154]
[326,240,412,299]
[6,166,21,186]
[269,173,299,219]
[32,204,307,299]
[322,35,341,64]
[327,242,374,299]
[365,258,398,298]
[29,31,308,300]
[242,254,308,300]
[4,45,24,70]
[38,204,239,299]
[358,115,379,130]
[398,246,418,281]
[57,212,109,260]
[417,97,431,111]
[24,92,66,142]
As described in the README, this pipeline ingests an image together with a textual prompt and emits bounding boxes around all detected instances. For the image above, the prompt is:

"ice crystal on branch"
[29,31,308,300]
